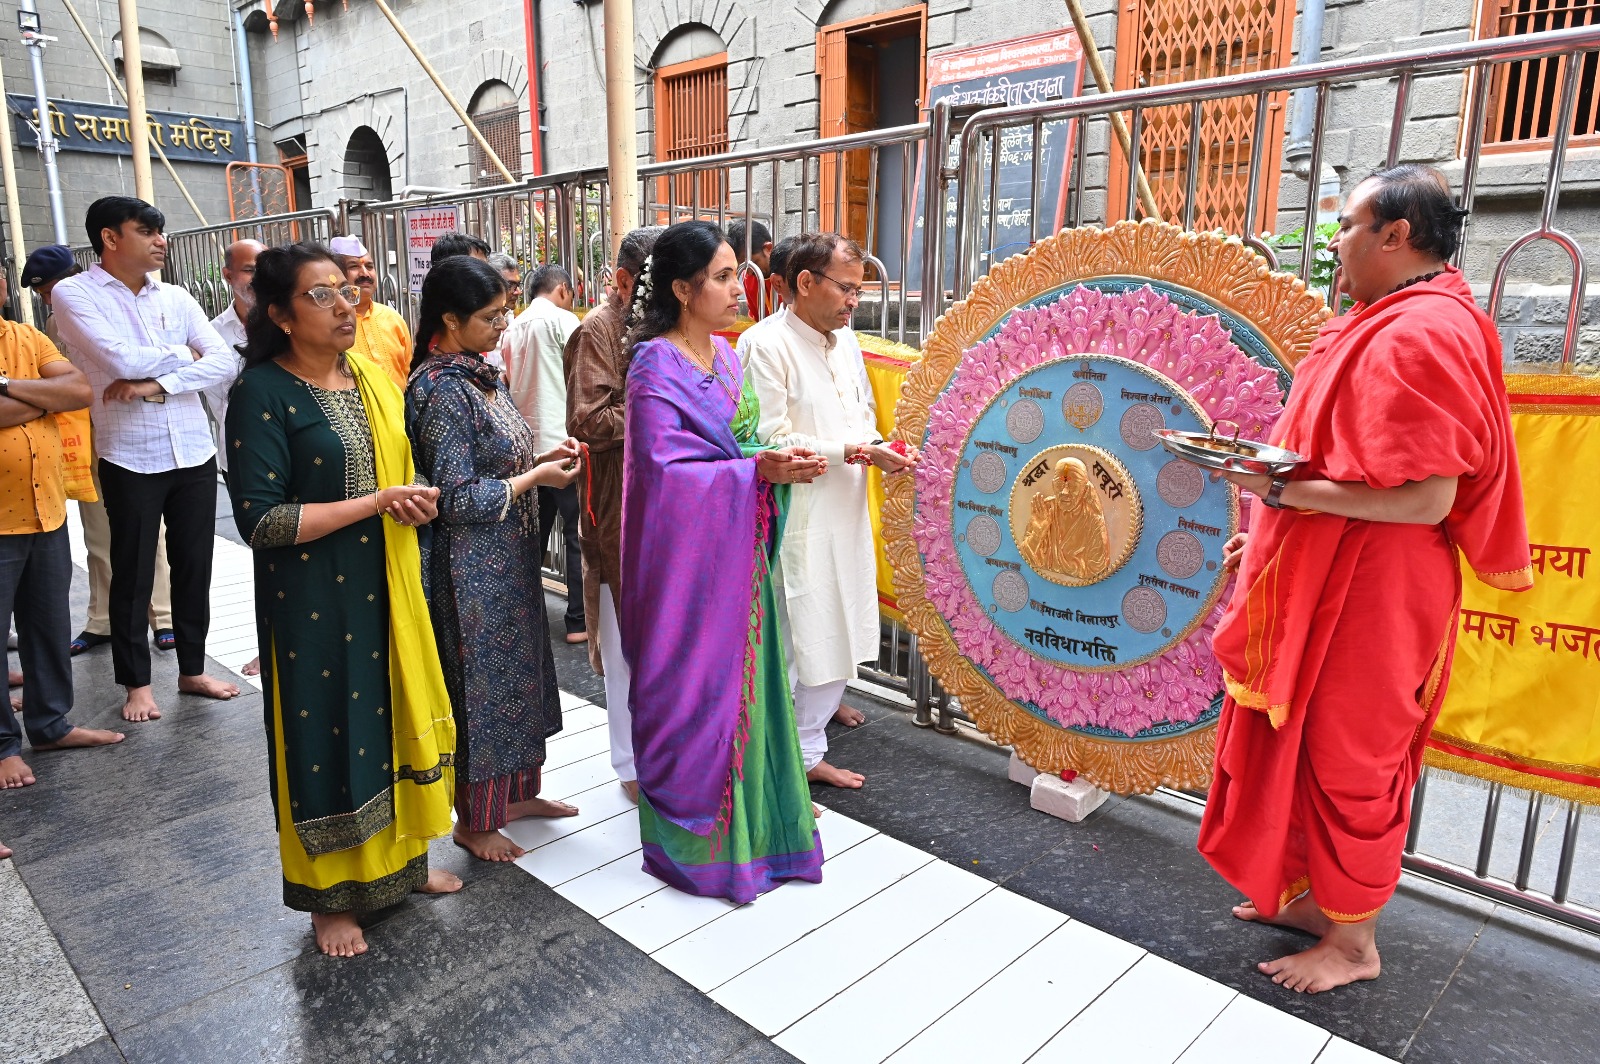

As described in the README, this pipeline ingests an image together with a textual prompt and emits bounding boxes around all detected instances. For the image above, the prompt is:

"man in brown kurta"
[563,226,661,800]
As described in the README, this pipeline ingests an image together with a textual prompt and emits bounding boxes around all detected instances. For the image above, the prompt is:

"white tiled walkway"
[515,691,1391,1064]
[101,522,1393,1063]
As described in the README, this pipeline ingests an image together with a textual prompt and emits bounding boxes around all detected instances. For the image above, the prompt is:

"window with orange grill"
[654,53,729,210]
[470,104,523,187]
[1480,0,1600,151]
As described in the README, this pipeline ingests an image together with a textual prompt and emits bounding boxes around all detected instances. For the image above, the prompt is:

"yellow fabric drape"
[861,336,921,626]
[349,352,458,841]
[1427,372,1600,805]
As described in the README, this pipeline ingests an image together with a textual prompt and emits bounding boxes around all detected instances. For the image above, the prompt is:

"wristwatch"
[1260,476,1290,509]
[0,374,10,397]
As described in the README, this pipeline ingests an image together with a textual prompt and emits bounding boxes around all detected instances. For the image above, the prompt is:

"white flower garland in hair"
[625,253,655,330]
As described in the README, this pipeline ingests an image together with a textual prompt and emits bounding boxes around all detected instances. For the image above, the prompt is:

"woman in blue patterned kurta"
[405,256,585,862]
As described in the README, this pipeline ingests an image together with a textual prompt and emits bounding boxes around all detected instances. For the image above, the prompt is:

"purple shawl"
[620,335,766,836]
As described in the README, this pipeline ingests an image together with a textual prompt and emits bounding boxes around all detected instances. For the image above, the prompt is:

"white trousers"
[793,677,848,772]
[597,584,634,783]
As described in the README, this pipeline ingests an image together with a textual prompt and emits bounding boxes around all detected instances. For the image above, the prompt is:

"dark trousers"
[538,484,584,634]
[1,526,74,759]
[97,458,217,687]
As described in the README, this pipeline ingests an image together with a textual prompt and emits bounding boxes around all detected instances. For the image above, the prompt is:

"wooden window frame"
[654,51,730,214]
[1475,0,1600,155]
[816,5,927,237]
[1107,0,1294,232]
[469,101,524,187]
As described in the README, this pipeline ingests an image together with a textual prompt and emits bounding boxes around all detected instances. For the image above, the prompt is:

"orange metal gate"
[1108,0,1296,231]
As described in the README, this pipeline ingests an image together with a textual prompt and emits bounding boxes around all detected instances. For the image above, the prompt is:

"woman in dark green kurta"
[226,243,458,958]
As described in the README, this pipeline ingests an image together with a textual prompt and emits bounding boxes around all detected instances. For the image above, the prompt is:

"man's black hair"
[85,196,165,255]
[1362,164,1470,262]
[726,219,772,262]
[429,230,493,267]
[528,263,572,298]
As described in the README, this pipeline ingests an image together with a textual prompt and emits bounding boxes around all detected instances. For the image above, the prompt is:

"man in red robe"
[1198,164,1533,993]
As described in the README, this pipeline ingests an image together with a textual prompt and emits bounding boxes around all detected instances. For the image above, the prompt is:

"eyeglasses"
[816,273,864,301]
[479,311,511,329]
[298,284,362,309]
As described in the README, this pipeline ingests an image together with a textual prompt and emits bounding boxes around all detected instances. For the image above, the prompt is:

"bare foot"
[310,912,367,957]
[8,695,18,712]
[416,868,464,894]
[833,704,866,727]
[1260,923,1382,993]
[507,796,579,820]
[807,760,866,789]
[452,826,526,862]
[178,673,241,700]
[621,780,639,804]
[812,804,823,818]
[7,668,20,687]
[241,657,261,677]
[1233,894,1333,939]
[564,631,588,645]
[32,727,126,752]
[1,755,37,788]
[122,687,162,722]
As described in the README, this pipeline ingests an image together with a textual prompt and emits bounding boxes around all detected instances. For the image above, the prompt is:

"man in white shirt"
[206,239,264,473]
[503,263,586,643]
[739,233,918,788]
[51,196,242,722]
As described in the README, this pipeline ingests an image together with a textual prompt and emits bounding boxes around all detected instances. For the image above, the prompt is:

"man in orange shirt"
[0,271,125,790]
[330,235,413,388]
[1198,165,1531,993]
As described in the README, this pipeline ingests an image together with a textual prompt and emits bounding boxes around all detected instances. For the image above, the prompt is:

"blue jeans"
[1,525,74,759]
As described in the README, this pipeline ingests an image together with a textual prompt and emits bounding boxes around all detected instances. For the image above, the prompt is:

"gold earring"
[283,325,292,335]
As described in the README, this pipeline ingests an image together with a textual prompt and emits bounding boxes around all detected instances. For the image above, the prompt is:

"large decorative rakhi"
[885,221,1329,793]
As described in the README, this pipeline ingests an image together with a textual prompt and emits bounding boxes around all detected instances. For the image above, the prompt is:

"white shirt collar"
[783,308,837,351]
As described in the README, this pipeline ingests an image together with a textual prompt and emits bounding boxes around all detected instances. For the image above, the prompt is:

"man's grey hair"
[488,251,519,276]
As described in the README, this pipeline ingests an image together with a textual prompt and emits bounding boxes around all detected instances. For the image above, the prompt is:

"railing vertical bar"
[1386,71,1415,167]
[1125,107,1144,221]
[1242,92,1273,260]
[1182,99,1203,230]
[835,149,847,233]
[1297,83,1330,285]
[1029,118,1043,244]
[1515,793,1544,891]
[985,127,1001,291]
[1457,61,1493,267]
[1070,116,1085,229]
[1553,802,1582,904]
[1405,768,1429,853]
[899,140,913,344]
[1476,782,1504,879]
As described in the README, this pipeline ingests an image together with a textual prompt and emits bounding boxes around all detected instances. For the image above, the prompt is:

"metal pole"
[602,0,637,256]
[117,0,154,201]
[17,0,68,243]
[232,10,259,166]
[0,48,36,325]
[370,0,517,184]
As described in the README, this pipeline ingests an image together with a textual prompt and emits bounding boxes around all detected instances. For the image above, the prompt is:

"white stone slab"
[541,723,612,770]
[512,809,641,886]
[554,850,661,918]
[602,879,740,954]
[1177,994,1331,1064]
[1315,1038,1397,1064]
[500,781,636,854]
[540,752,617,802]
[1030,955,1235,1063]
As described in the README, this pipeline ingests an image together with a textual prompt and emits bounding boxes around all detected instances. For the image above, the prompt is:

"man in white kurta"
[739,233,916,788]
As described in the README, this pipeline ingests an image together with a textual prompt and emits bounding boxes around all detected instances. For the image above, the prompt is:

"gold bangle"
[372,493,383,518]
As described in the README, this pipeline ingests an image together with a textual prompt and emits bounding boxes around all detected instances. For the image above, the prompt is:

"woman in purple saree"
[620,221,825,903]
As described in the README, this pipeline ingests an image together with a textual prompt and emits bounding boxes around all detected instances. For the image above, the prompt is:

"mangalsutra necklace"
[675,330,739,408]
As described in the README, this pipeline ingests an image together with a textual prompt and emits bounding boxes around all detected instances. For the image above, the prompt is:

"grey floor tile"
[0,861,107,1064]
[115,869,782,1064]
[48,1036,127,1064]
[1404,905,1600,1064]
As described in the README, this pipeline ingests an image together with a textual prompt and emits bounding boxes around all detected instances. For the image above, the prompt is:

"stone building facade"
[0,0,243,257]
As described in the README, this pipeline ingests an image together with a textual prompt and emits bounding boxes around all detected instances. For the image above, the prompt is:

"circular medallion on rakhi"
[885,221,1329,792]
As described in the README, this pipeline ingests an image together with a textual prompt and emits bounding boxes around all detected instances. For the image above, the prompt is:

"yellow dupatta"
[350,352,456,843]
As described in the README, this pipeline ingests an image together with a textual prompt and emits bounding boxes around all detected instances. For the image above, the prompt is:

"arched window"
[343,127,393,203]
[653,26,728,209]
[468,81,522,187]
[113,29,181,87]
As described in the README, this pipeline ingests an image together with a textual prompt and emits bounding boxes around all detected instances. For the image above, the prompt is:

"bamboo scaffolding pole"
[603,0,638,253]
[1063,0,1161,219]
[0,49,36,324]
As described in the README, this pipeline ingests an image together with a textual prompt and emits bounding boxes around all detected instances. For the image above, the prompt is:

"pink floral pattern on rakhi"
[912,285,1284,736]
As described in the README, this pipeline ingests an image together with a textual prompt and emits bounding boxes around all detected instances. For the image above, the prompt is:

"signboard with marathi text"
[909,30,1084,293]
[9,95,244,165]
[404,206,462,294]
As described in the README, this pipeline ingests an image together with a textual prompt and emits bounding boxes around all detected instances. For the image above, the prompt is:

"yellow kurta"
[350,300,414,389]
[739,310,880,688]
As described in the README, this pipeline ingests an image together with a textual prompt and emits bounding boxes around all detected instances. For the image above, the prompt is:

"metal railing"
[948,23,1600,368]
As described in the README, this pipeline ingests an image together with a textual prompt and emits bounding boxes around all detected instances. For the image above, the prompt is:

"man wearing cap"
[21,245,177,661]
[331,235,413,388]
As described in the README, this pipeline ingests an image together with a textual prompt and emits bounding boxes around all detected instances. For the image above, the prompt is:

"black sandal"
[70,631,111,656]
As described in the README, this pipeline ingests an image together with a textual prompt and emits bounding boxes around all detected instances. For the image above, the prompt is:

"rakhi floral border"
[884,220,1330,793]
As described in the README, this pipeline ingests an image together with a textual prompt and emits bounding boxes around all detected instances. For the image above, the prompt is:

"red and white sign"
[404,205,461,293]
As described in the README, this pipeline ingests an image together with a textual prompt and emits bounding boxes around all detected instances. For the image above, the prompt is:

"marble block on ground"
[1008,751,1041,787]
[1030,772,1109,824]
